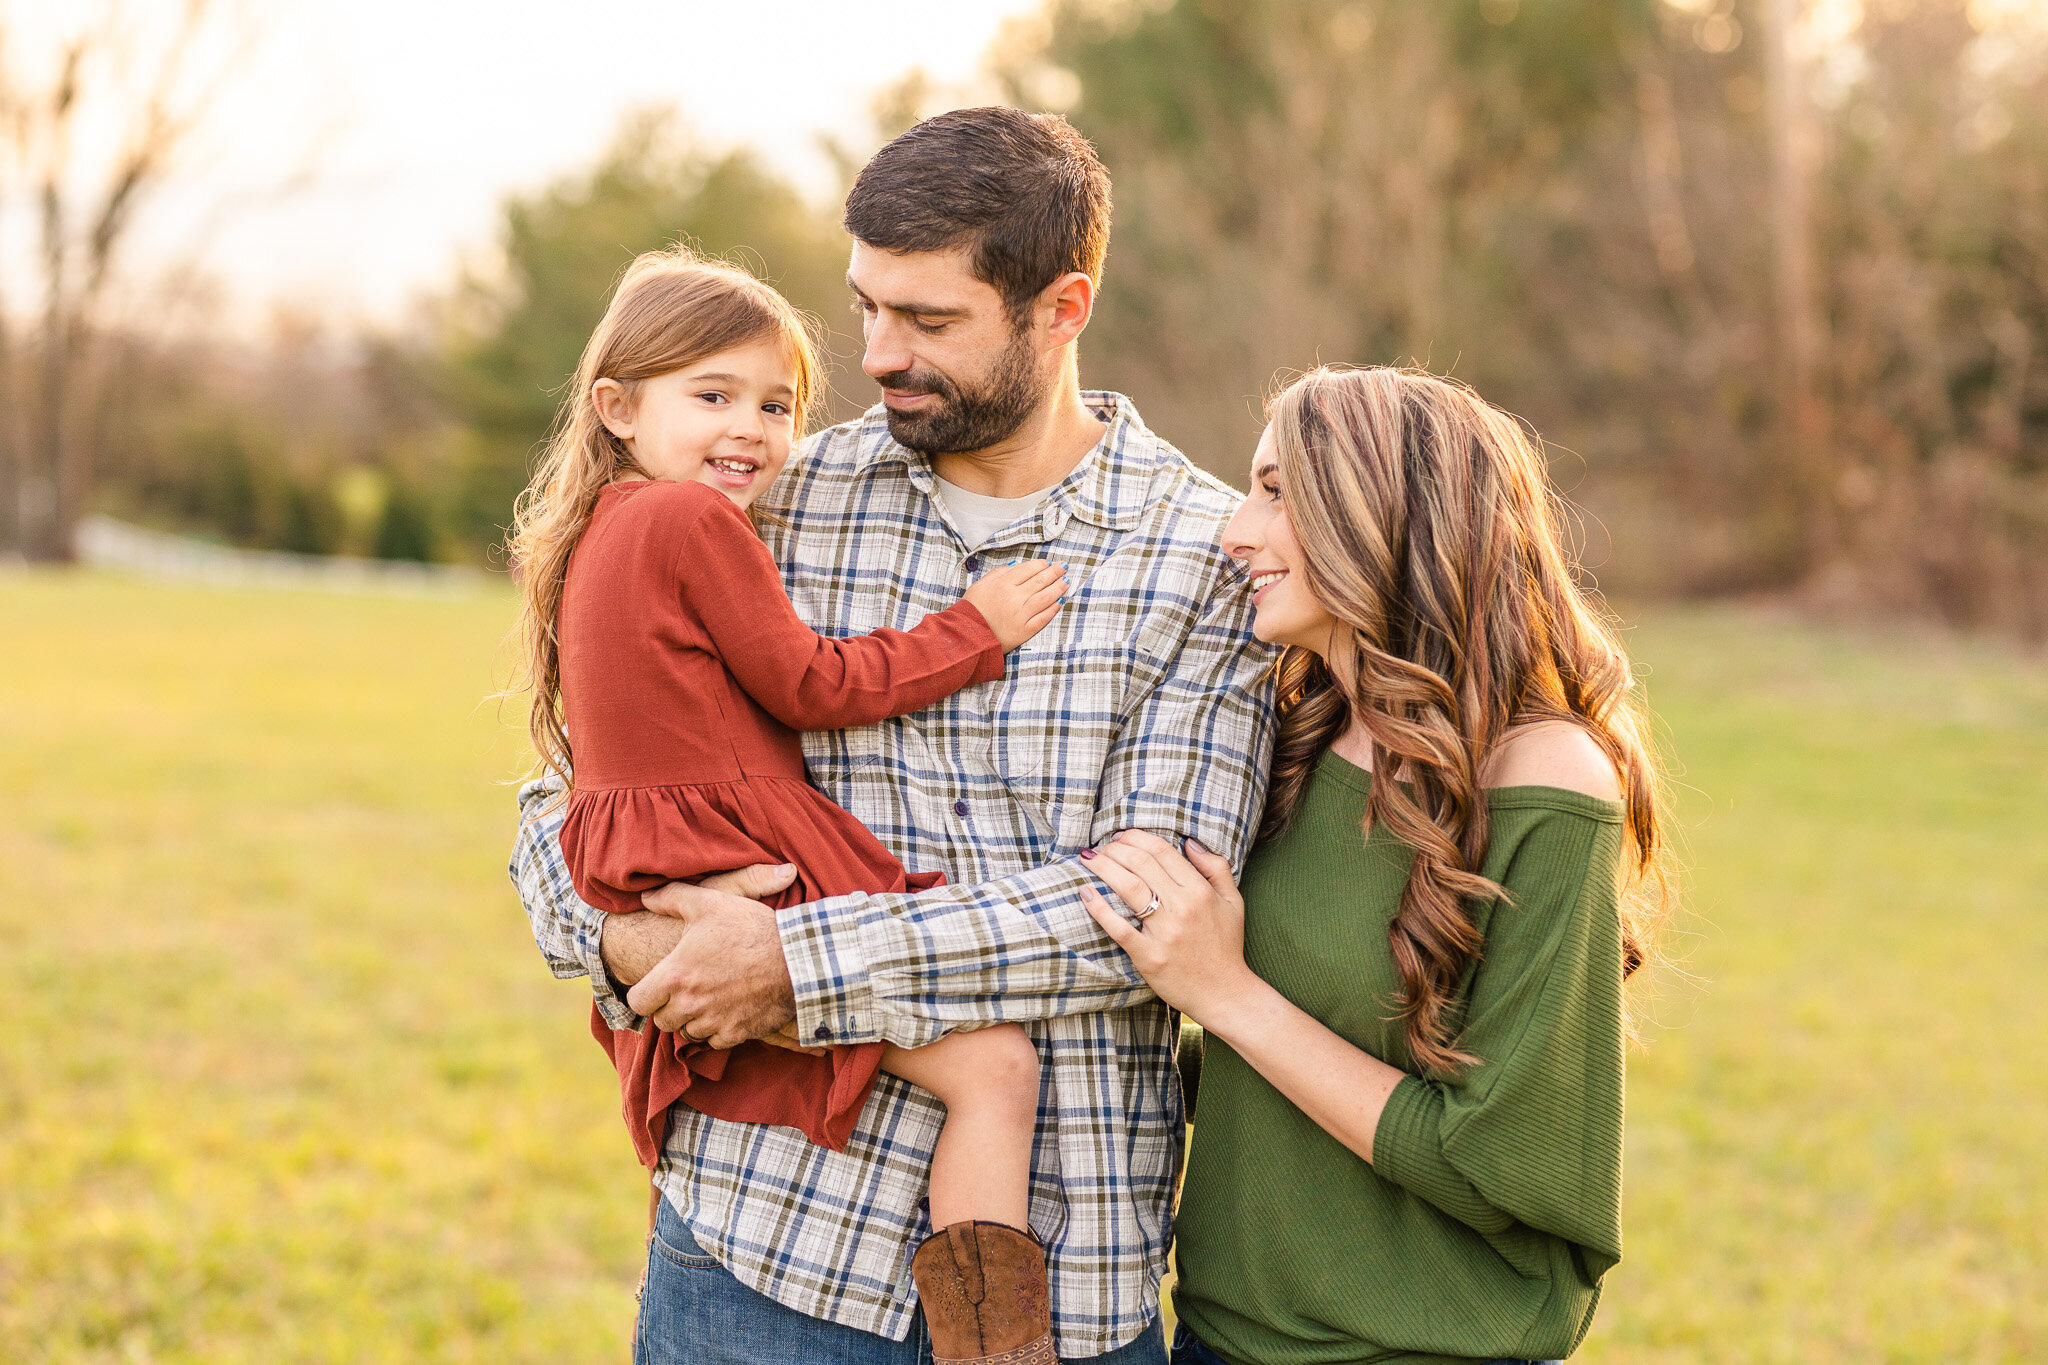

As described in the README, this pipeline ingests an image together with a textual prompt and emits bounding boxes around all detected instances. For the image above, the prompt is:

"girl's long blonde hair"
[507,247,822,793]
[1258,366,1669,1075]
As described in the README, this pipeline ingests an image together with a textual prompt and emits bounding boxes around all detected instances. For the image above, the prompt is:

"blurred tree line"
[996,0,2048,633]
[7,0,2045,638]
[43,108,858,568]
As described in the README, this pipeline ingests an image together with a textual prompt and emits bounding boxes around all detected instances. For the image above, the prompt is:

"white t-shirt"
[932,476,1055,552]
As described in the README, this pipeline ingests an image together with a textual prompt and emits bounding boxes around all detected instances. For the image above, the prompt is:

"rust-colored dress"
[558,479,1004,1168]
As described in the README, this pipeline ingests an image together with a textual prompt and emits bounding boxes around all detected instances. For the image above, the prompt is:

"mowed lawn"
[2,573,2044,1363]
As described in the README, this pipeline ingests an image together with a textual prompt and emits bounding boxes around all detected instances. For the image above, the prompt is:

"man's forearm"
[600,910,689,987]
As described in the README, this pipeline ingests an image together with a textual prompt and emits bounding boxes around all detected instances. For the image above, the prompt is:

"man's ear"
[1039,271,1095,348]
[592,378,636,442]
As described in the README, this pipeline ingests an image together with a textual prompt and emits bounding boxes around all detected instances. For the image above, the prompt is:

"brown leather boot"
[911,1220,1056,1365]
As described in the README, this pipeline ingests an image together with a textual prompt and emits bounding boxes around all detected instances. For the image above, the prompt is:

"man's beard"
[876,325,1046,456]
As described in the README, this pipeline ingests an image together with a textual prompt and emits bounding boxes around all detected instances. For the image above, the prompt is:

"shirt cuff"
[1373,1074,1510,1235]
[581,914,645,1032]
[779,890,886,1046]
[942,599,1008,685]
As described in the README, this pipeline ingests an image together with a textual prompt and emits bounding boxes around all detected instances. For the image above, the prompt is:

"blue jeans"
[636,1196,1167,1364]
[1169,1322,1557,1365]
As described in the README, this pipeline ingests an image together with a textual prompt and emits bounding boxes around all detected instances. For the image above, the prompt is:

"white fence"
[76,516,489,600]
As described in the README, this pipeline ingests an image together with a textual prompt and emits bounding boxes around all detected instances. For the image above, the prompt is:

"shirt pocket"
[992,609,1181,850]
[801,728,887,812]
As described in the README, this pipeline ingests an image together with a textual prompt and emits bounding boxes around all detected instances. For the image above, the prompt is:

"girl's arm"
[675,490,1057,730]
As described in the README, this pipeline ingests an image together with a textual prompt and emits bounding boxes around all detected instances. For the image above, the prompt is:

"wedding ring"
[679,1020,710,1043]
[1133,892,1162,922]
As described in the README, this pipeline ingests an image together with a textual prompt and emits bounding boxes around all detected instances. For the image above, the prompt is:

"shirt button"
[964,555,981,574]
[953,799,969,817]
[814,1024,830,1041]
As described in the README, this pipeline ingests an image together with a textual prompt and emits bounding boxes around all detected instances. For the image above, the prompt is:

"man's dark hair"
[843,107,1111,323]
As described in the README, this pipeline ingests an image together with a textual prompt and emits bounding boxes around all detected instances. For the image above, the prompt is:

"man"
[513,107,1276,1365]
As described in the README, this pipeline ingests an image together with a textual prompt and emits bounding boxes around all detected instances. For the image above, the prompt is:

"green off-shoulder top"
[1172,748,1628,1365]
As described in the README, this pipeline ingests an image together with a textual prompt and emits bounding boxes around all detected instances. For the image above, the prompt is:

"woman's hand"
[1079,830,1265,1028]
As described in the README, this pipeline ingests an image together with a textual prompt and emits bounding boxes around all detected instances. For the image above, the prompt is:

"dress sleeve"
[776,575,1277,1047]
[1368,803,1628,1275]
[673,489,1006,731]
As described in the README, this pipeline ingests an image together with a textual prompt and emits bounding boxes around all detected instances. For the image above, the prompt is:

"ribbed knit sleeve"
[1369,797,1627,1274]
[667,483,1006,730]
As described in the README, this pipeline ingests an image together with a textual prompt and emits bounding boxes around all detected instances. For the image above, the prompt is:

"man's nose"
[862,317,912,379]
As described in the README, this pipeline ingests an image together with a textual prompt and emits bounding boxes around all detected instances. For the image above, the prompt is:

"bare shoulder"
[1483,721,1623,801]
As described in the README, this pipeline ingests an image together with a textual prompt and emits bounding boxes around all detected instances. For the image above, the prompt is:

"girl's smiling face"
[1223,424,1338,654]
[591,338,799,508]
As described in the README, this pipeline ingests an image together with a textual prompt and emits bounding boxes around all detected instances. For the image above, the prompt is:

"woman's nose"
[1221,498,1259,560]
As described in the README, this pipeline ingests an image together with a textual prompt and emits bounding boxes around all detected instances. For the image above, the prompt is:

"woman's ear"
[592,378,635,444]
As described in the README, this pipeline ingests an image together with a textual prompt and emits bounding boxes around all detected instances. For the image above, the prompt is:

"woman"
[1080,366,1668,1365]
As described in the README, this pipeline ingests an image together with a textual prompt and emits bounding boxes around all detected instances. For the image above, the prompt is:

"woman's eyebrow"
[1253,461,1279,480]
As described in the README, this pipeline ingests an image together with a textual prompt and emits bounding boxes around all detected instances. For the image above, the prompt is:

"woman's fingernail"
[1080,848,1096,860]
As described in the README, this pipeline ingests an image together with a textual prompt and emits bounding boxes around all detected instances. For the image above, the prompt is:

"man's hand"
[626,865,802,1049]
[599,863,796,988]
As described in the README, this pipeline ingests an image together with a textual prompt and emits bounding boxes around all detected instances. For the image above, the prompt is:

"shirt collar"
[851,391,1157,534]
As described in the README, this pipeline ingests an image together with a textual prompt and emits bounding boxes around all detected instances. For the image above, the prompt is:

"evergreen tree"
[437,110,850,553]
[372,481,438,563]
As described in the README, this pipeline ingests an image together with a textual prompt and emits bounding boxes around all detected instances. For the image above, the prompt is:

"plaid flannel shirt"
[512,392,1276,1356]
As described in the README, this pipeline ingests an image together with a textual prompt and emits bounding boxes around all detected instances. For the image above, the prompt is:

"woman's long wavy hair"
[1257,366,1669,1075]
[507,247,822,795]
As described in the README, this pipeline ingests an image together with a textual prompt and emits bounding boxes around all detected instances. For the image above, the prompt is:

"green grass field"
[2,573,2043,1363]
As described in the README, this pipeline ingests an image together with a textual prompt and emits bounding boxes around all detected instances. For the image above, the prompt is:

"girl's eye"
[763,403,791,417]
[697,391,728,405]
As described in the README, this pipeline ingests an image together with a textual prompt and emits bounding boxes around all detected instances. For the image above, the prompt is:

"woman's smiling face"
[591,338,798,509]
[1223,424,1339,654]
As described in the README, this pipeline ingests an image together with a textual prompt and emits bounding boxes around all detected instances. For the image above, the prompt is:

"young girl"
[511,249,1064,1364]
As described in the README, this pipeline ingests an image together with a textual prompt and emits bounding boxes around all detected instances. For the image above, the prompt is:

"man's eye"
[912,319,946,336]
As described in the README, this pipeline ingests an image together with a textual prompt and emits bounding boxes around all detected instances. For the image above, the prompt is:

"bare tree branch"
[6,0,250,561]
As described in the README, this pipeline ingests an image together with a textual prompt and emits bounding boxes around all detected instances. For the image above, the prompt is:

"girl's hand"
[756,1021,828,1057]
[963,559,1067,650]
[1079,830,1262,1028]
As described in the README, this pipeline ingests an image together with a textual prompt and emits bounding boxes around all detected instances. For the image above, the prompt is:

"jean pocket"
[651,1220,721,1271]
